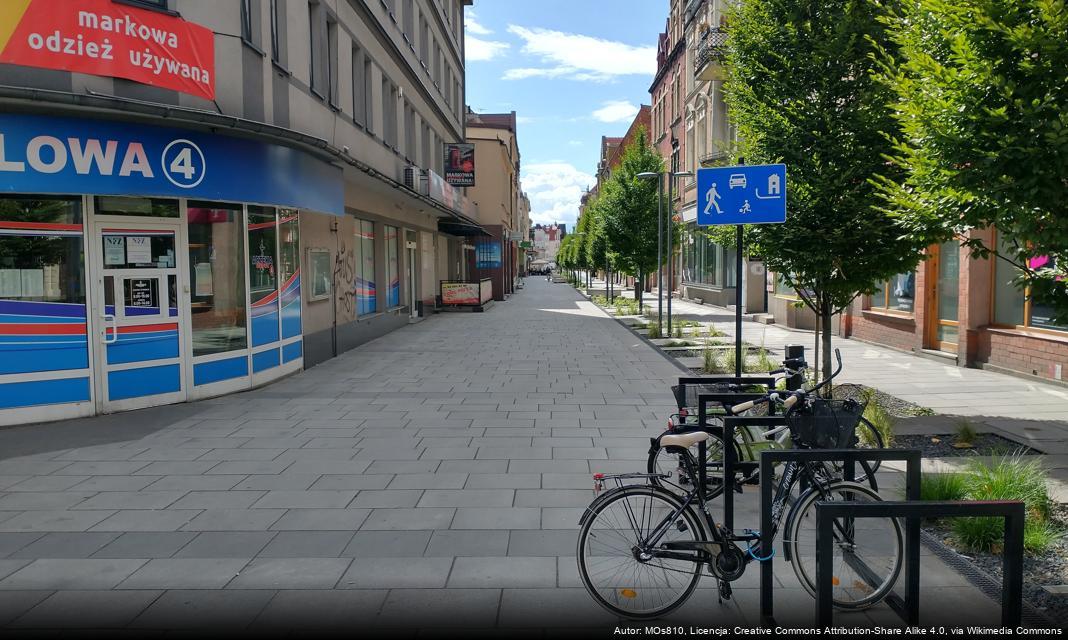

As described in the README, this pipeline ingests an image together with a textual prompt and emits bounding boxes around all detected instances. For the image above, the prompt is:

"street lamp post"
[637,172,664,329]
[665,170,693,335]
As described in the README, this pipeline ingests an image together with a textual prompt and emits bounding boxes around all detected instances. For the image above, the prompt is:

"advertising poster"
[441,282,479,305]
[126,236,151,264]
[0,0,215,99]
[443,143,475,187]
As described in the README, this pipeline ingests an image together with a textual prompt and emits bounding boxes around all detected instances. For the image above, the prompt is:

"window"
[775,273,796,297]
[247,206,279,345]
[0,196,86,374]
[404,102,416,159]
[187,201,247,356]
[434,42,442,86]
[422,122,431,169]
[682,224,717,286]
[381,77,398,147]
[385,225,400,307]
[871,273,915,313]
[993,234,1066,332]
[327,18,338,105]
[95,196,178,218]
[363,57,374,133]
[278,210,301,339]
[403,0,414,43]
[352,47,366,125]
[241,0,253,42]
[420,18,429,65]
[270,0,285,64]
[355,219,376,315]
[308,1,325,97]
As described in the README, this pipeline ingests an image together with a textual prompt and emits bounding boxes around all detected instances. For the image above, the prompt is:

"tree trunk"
[821,295,834,398]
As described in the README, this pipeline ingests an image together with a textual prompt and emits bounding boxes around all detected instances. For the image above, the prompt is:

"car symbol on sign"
[728,174,747,189]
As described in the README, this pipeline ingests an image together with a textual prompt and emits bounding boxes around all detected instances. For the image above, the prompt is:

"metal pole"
[735,224,743,378]
[657,174,664,329]
[666,175,673,335]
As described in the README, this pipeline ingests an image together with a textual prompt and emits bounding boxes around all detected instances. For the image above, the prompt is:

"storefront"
[0,112,343,425]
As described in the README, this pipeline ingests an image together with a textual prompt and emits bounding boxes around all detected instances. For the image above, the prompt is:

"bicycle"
[648,351,883,496]
[577,382,903,619]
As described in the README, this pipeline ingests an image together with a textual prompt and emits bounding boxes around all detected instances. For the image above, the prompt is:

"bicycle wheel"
[647,428,739,498]
[785,481,902,610]
[577,484,706,619]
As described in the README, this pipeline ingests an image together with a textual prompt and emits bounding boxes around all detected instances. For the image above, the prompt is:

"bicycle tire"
[577,484,706,619]
[785,481,903,610]
[647,428,742,498]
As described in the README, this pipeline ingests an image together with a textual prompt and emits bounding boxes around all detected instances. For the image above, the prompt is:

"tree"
[874,0,1068,323]
[723,0,929,381]
[600,127,665,304]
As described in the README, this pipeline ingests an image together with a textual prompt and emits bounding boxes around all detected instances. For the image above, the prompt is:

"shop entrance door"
[90,220,186,412]
[925,241,960,353]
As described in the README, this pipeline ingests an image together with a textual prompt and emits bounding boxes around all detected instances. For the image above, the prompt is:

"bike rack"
[719,415,789,532]
[814,499,1024,627]
[751,447,922,626]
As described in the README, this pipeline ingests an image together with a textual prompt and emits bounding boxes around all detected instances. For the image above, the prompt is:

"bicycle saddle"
[659,431,711,449]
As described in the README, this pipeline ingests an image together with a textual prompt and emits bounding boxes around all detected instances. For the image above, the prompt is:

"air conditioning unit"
[404,165,428,195]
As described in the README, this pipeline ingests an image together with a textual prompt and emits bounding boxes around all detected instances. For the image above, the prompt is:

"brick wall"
[850,311,918,352]
[977,327,1068,382]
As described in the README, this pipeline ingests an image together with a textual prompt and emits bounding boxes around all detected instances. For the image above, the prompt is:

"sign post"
[696,163,786,377]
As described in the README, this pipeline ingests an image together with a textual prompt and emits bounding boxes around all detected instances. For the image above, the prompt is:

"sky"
[462,0,668,231]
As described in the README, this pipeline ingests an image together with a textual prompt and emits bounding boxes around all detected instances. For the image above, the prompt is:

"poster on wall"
[126,237,152,264]
[104,236,125,265]
[0,0,216,99]
[444,144,475,187]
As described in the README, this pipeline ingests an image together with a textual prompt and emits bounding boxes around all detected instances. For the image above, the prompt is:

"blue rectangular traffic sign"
[696,164,787,226]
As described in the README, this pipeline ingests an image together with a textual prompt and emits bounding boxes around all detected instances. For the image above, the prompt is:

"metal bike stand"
[720,416,789,533]
[755,448,922,626]
[815,500,1025,627]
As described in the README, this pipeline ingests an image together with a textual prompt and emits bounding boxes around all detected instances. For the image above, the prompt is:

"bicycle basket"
[786,398,867,449]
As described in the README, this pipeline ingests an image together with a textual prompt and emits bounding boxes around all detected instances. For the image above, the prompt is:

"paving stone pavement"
[0,278,1002,634]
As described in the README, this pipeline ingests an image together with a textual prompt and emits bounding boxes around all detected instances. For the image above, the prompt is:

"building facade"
[530,223,565,266]
[0,0,476,426]
[464,110,523,300]
[843,232,1068,384]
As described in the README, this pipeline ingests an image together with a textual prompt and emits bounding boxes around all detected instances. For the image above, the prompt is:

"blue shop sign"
[0,113,344,216]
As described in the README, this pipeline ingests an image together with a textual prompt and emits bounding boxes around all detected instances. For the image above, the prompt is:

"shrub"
[703,347,721,374]
[954,418,978,448]
[920,472,966,502]
[746,348,775,374]
[861,388,896,448]
[673,323,684,339]
[952,454,1059,554]
[647,322,662,339]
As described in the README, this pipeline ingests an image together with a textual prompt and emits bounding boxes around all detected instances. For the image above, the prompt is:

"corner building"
[0,0,476,425]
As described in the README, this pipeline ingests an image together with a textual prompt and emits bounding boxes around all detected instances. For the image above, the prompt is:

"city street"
[0,279,1000,633]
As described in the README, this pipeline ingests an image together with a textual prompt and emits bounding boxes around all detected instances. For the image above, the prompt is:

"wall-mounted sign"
[476,241,501,269]
[0,0,216,100]
[443,143,475,187]
[0,113,344,216]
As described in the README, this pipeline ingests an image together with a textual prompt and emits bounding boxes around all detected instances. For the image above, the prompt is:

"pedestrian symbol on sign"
[704,182,723,215]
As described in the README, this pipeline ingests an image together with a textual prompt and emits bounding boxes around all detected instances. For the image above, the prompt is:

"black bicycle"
[647,351,884,497]
[577,357,902,619]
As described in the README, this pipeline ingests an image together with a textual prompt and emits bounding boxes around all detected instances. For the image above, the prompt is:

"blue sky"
[463,0,668,230]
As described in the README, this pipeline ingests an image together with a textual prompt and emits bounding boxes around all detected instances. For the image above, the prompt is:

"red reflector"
[593,473,605,480]
[680,409,688,417]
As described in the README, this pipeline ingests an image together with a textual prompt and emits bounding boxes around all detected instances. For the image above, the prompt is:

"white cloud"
[466,14,492,36]
[503,25,656,82]
[568,140,583,146]
[521,162,595,228]
[516,116,535,124]
[466,36,510,62]
[592,100,639,123]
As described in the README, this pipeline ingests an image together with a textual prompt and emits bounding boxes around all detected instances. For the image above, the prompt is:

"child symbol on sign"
[740,200,752,215]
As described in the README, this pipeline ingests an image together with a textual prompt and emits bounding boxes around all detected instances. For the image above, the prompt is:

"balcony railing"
[694,27,729,79]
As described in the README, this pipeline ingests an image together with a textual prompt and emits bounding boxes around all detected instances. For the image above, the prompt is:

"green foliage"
[673,323,684,339]
[703,346,721,374]
[861,388,897,447]
[748,348,775,373]
[723,0,930,381]
[955,418,978,447]
[875,0,1068,324]
[599,127,665,285]
[952,454,1059,554]
[919,472,967,502]
[647,321,662,339]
